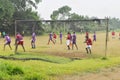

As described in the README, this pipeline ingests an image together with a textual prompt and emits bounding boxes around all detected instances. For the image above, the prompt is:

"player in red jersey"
[84,31,89,43]
[85,36,92,54]
[53,32,57,44]
[66,32,71,50]
[15,32,25,53]
[112,31,115,39]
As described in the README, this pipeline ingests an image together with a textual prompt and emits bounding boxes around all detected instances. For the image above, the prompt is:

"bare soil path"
[56,66,120,80]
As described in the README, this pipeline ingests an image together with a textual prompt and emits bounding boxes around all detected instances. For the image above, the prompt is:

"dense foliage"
[0,1,120,35]
[0,0,41,35]
[50,6,120,33]
[0,0,15,33]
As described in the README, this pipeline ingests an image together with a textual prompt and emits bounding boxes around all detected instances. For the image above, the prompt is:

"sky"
[36,0,120,20]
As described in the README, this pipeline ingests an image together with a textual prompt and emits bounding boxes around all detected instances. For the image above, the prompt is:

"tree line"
[0,0,41,35]
[0,0,120,35]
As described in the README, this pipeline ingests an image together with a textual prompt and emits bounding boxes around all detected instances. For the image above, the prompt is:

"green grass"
[0,56,120,80]
[9,52,72,64]
[0,32,120,79]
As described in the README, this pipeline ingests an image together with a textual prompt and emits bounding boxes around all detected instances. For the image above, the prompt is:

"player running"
[85,36,92,54]
[47,32,55,45]
[4,34,12,51]
[72,32,78,50]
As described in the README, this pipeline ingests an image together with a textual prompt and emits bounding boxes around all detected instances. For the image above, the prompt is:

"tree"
[10,0,41,11]
[9,0,42,35]
[68,13,85,20]
[0,0,14,18]
[58,5,71,20]
[50,10,59,20]
[50,5,71,20]
[0,0,15,32]
[108,17,120,30]
[50,5,72,32]
[10,0,41,20]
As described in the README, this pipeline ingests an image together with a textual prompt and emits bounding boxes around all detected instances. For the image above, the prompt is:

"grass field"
[0,32,120,80]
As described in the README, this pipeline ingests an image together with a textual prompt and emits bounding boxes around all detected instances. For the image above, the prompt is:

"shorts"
[31,39,35,43]
[53,38,56,40]
[66,40,70,46]
[72,41,76,44]
[86,45,92,49]
[5,41,11,45]
[112,35,115,38]
[17,41,23,45]
[49,38,52,41]
[93,38,96,41]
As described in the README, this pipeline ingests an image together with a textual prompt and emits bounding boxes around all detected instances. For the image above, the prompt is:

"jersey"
[32,33,36,42]
[86,38,92,45]
[5,36,11,42]
[53,34,57,39]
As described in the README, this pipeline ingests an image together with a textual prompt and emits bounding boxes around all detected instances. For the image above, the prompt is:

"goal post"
[14,18,109,57]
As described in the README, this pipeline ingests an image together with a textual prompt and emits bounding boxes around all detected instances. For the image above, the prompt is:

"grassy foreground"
[0,54,120,80]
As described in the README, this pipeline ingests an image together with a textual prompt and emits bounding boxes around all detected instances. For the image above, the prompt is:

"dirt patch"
[43,51,89,59]
[55,66,120,80]
[32,50,89,59]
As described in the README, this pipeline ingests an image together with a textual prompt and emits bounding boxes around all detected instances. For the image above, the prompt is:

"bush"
[8,67,24,75]
[0,62,24,76]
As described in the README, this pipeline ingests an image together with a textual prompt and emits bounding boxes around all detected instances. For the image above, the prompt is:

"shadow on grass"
[101,57,108,60]
[0,52,78,64]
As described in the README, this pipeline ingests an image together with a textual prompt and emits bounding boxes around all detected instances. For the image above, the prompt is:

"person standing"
[112,31,115,39]
[4,34,12,50]
[31,32,36,48]
[2,31,6,38]
[66,32,71,50]
[59,32,62,44]
[72,32,78,50]
[15,32,25,53]
[85,36,92,54]
[93,32,96,41]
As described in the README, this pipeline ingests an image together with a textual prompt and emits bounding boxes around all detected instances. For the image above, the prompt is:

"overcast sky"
[36,0,120,19]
